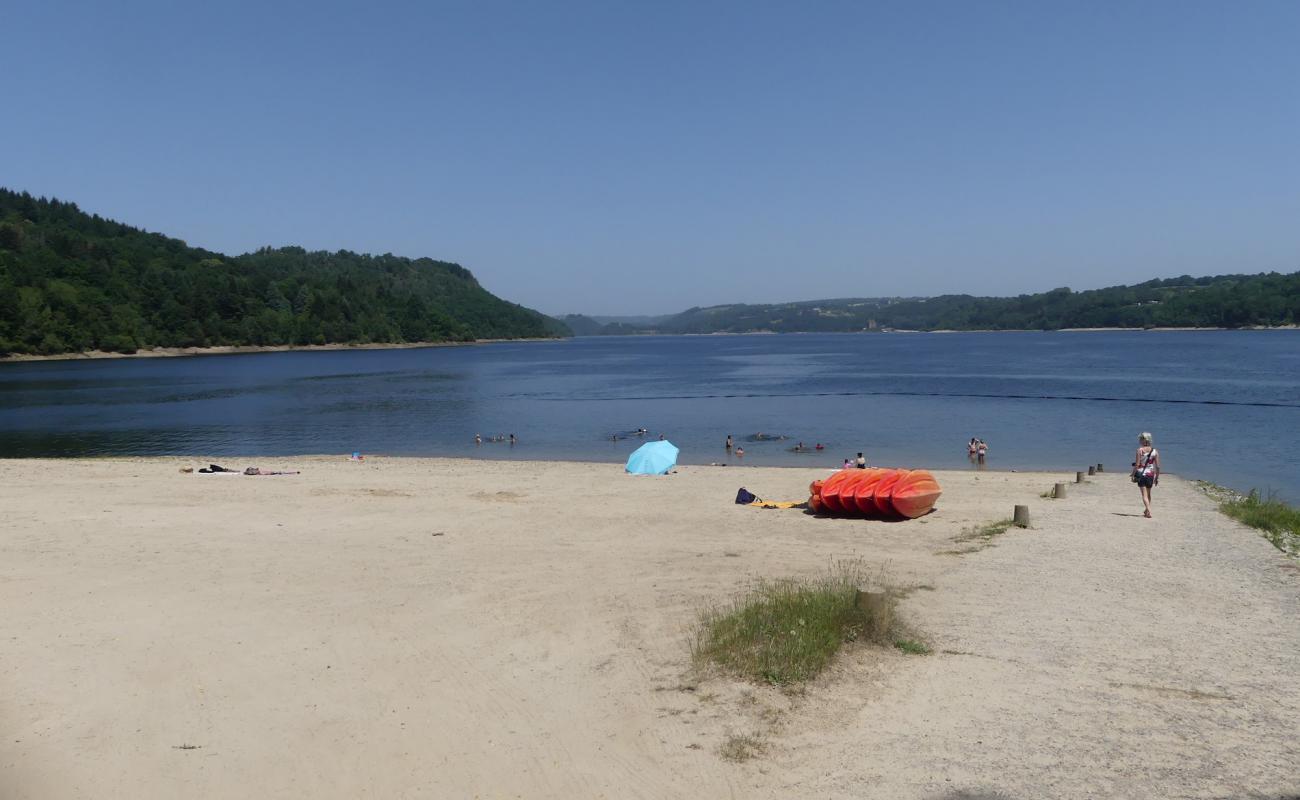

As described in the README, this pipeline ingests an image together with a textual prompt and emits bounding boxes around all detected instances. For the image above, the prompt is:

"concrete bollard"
[1087,465,1096,476]
[1053,482,1067,499]
[1076,471,1085,483]
[855,589,894,640]
[1013,505,1030,528]
[1097,464,1104,473]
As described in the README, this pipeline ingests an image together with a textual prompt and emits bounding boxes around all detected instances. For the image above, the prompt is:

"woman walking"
[1132,432,1161,518]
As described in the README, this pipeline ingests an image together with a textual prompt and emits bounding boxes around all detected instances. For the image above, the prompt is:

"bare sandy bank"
[1,457,1296,799]
[0,338,560,363]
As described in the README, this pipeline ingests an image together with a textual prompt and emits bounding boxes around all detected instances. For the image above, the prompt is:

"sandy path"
[772,474,1300,799]
[0,458,1295,799]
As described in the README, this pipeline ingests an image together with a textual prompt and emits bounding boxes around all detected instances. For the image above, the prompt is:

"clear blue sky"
[4,1,1299,315]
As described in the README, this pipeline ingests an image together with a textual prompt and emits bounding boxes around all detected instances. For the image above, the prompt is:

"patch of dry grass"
[690,561,909,686]
[1218,489,1300,558]
[936,518,1016,555]
[718,733,765,762]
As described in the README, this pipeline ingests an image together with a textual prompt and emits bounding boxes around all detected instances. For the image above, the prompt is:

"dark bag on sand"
[735,488,758,505]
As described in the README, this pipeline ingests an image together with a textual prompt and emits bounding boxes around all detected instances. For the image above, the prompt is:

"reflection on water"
[1,331,1297,500]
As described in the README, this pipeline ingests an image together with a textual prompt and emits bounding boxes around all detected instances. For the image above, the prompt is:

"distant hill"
[559,313,673,336]
[0,189,569,356]
[558,314,609,336]
[570,274,1300,334]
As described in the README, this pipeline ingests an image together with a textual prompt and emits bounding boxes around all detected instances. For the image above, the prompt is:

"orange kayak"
[890,470,943,518]
[807,467,942,519]
[848,468,889,514]
[818,469,859,514]
[870,470,909,516]
[808,479,825,513]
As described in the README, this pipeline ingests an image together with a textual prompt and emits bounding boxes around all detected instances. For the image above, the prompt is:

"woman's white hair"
[1139,432,1153,444]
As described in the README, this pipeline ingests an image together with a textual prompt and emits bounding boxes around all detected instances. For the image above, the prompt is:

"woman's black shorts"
[1137,474,1154,488]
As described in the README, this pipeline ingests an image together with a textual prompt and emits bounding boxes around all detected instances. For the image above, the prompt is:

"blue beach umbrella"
[625,440,679,475]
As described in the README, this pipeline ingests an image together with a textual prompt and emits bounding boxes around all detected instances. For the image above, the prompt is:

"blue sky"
[4,1,1299,315]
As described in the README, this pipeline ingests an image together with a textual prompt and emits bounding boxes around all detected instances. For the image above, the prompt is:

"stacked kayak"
[808,468,942,519]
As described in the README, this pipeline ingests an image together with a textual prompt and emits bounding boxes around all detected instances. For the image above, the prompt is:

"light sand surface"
[1,458,1297,799]
[0,338,552,362]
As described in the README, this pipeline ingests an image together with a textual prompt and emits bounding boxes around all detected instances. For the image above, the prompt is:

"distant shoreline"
[4,325,1296,362]
[583,325,1298,337]
[0,338,560,364]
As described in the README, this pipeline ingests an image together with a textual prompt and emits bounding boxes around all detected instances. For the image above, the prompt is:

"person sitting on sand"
[1132,432,1161,518]
[855,452,867,469]
[843,458,852,469]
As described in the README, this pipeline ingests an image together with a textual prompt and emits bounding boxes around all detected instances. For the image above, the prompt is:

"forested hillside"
[0,189,568,356]
[571,273,1300,335]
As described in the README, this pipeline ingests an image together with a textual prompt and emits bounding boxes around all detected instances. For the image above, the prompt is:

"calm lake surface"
[2,331,1298,500]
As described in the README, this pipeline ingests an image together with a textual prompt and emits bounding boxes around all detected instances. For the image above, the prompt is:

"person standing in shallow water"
[1132,432,1161,518]
[725,435,733,451]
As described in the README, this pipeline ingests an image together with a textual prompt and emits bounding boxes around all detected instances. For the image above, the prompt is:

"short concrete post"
[1053,482,1067,499]
[1076,471,1085,483]
[1013,505,1030,528]
[855,589,893,641]
[1096,464,1104,473]
[1087,465,1096,476]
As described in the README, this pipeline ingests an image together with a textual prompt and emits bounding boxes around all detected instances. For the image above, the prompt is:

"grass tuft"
[937,518,1018,556]
[1218,489,1300,558]
[690,561,903,685]
[893,638,931,655]
[954,518,1014,544]
[718,733,765,762]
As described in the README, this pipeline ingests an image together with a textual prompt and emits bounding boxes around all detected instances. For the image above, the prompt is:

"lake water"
[2,331,1297,500]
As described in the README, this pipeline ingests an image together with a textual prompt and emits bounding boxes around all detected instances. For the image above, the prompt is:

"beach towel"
[749,500,805,509]
[735,487,805,509]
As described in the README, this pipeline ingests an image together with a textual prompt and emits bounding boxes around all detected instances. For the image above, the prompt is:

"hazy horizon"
[5,1,1299,316]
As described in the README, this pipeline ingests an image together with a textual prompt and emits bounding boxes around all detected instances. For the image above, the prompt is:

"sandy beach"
[1,457,1296,799]
[0,338,561,363]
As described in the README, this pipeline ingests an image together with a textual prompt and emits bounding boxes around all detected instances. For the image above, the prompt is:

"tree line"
[565,271,1300,335]
[0,189,567,356]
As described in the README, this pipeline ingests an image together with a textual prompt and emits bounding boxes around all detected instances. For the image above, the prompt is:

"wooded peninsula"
[0,189,566,356]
